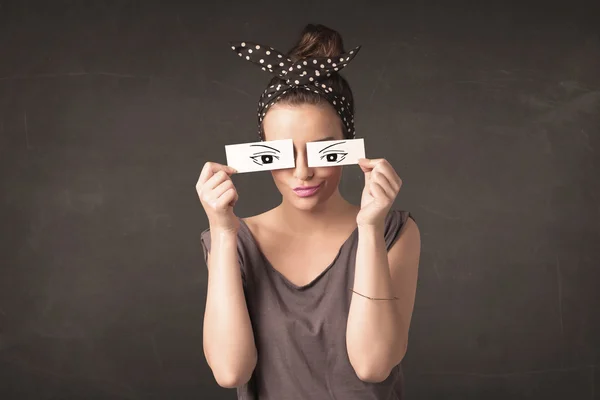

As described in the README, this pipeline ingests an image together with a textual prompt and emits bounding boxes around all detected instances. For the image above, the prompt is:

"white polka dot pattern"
[230,41,361,139]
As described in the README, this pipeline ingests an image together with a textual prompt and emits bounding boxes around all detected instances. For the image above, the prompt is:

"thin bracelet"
[349,288,399,301]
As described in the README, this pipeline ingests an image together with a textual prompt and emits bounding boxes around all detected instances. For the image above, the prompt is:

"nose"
[293,151,314,181]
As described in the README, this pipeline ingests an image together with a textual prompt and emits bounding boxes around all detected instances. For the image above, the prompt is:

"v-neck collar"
[238,217,358,290]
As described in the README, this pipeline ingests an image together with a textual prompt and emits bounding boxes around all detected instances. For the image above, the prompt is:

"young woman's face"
[262,103,345,211]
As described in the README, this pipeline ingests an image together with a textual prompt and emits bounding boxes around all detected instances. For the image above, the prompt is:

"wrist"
[209,215,240,235]
[357,221,385,232]
[210,225,239,239]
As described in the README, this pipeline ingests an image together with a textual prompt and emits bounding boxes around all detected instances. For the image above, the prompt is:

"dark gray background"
[1,1,599,399]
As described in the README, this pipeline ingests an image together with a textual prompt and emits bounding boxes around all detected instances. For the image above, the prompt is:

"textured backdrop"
[0,1,599,399]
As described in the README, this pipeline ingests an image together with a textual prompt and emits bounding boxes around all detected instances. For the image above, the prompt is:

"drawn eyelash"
[319,151,348,163]
[250,151,280,166]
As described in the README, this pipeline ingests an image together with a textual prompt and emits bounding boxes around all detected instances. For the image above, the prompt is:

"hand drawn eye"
[250,152,280,166]
[320,151,348,163]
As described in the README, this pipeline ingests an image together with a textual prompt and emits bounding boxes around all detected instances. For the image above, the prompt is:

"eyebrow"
[314,136,336,142]
[319,141,346,153]
[249,144,281,153]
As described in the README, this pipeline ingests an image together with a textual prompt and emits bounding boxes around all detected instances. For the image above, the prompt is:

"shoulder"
[241,215,260,235]
[241,208,278,239]
[383,209,417,251]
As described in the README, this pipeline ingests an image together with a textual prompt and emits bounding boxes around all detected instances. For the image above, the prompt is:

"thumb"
[358,158,372,175]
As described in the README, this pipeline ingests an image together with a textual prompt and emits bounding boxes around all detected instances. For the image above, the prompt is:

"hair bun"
[287,24,345,61]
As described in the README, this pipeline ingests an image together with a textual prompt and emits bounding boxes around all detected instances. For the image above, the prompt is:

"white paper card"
[306,138,365,167]
[225,139,295,173]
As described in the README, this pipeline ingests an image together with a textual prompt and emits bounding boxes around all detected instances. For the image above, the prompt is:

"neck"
[275,190,357,235]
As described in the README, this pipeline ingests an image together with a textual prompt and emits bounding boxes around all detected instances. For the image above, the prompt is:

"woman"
[196,24,420,400]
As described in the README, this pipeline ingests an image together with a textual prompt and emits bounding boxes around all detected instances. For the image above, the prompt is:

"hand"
[356,158,402,227]
[196,162,240,233]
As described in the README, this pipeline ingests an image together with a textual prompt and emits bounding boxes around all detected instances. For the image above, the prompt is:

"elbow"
[212,360,256,388]
[351,345,408,383]
[214,369,252,389]
[354,364,392,383]
[211,352,257,388]
[350,354,393,383]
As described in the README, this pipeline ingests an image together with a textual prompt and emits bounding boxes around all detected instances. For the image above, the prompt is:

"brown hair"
[260,24,355,140]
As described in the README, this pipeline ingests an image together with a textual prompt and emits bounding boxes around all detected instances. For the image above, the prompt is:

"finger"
[198,163,237,185]
[203,170,230,191]
[373,164,401,193]
[359,164,372,174]
[231,188,239,207]
[198,163,215,186]
[370,181,389,201]
[360,158,393,181]
[367,159,400,189]
[358,158,385,169]
[371,170,396,198]
[358,158,378,178]
[361,168,372,185]
[216,188,237,208]
[358,158,374,173]
[212,179,235,199]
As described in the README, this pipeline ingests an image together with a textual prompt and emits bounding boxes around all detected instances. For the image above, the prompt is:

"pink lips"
[293,183,322,197]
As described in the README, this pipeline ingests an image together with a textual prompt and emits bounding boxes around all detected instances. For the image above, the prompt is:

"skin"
[196,101,421,387]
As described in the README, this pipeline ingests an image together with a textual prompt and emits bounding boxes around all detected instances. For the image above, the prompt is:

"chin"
[289,196,323,211]
[285,187,335,211]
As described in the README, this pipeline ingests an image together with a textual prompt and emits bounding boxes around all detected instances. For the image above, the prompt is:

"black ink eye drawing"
[249,144,281,166]
[318,141,348,164]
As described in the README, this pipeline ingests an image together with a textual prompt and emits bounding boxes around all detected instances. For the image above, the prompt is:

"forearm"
[346,223,406,382]
[203,229,257,387]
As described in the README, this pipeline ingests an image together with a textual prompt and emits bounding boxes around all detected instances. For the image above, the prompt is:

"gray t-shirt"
[201,209,414,400]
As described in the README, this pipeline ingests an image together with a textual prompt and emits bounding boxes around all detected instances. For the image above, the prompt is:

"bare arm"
[196,162,257,388]
[203,229,257,388]
[348,158,421,383]
[346,218,420,383]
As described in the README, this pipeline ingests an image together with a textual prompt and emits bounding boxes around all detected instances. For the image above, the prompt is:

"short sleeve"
[384,210,415,251]
[200,227,247,286]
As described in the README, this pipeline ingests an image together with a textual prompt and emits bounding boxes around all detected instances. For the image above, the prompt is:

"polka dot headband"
[230,41,361,140]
